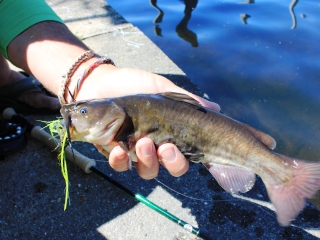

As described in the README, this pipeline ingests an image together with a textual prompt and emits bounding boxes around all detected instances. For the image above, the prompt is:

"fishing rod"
[2,107,213,240]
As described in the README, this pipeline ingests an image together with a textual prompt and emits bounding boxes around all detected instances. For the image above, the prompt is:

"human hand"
[73,64,220,179]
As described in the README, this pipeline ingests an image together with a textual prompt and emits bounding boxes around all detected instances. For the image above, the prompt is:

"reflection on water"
[240,13,250,24]
[109,0,320,210]
[237,0,302,29]
[150,0,303,45]
[175,0,199,47]
[238,0,255,4]
[150,0,164,24]
[150,0,199,46]
[289,0,299,29]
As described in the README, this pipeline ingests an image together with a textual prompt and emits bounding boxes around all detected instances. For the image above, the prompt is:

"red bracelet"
[59,50,94,104]
[71,56,115,102]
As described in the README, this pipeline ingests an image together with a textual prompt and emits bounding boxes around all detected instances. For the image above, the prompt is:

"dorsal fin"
[157,92,207,113]
[239,122,277,150]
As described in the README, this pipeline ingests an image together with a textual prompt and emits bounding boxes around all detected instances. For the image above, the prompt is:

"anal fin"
[204,163,256,194]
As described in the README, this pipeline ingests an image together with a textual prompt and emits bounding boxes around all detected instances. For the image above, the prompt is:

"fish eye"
[80,107,87,115]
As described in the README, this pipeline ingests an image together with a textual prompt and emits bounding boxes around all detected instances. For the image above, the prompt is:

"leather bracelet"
[58,50,94,104]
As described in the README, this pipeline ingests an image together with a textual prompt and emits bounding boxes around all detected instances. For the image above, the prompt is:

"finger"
[181,92,220,112]
[195,97,221,112]
[157,143,189,177]
[16,92,60,110]
[40,95,60,110]
[135,137,159,180]
[108,145,130,172]
[94,144,110,158]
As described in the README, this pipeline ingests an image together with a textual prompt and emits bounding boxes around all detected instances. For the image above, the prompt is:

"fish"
[60,92,320,226]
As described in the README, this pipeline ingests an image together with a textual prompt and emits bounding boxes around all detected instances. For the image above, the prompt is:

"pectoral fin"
[114,114,134,142]
[118,141,136,170]
[204,163,256,194]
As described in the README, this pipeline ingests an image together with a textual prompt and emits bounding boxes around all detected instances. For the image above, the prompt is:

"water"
[108,0,320,207]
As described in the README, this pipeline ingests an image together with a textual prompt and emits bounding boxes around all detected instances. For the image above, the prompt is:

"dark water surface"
[108,1,320,207]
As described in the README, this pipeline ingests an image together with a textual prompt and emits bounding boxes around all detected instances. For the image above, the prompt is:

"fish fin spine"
[265,156,320,226]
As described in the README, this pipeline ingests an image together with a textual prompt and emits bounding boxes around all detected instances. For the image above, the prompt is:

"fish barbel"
[60,92,320,226]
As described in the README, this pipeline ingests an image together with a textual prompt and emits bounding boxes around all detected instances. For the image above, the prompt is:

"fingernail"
[141,144,153,157]
[160,148,176,162]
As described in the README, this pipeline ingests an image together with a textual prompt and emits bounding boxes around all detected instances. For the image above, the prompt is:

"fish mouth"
[88,118,123,145]
[65,114,75,141]
[92,118,120,141]
[103,118,119,132]
[68,125,75,138]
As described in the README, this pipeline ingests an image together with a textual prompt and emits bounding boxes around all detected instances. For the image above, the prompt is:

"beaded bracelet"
[58,50,94,104]
[71,56,115,102]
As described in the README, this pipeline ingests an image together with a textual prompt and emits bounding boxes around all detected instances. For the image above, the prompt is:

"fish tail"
[265,154,320,226]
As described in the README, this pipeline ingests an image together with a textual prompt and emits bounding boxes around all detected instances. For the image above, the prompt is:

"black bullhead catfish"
[60,92,320,226]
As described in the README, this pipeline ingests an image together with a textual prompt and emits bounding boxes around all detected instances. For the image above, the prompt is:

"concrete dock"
[1,0,319,239]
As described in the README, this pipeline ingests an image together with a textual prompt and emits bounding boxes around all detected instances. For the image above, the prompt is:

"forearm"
[7,21,92,96]
[6,21,168,103]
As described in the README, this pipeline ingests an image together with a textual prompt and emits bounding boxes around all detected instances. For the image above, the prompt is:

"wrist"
[58,50,94,104]
[64,55,117,103]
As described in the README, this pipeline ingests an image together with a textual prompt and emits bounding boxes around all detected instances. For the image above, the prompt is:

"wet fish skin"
[60,92,320,226]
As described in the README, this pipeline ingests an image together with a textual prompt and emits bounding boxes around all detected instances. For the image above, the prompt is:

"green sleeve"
[0,0,64,59]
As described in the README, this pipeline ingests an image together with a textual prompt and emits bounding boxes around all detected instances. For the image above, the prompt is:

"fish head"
[60,99,126,145]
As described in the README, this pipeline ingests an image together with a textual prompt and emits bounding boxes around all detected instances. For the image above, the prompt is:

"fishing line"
[93,160,241,204]
[154,177,213,202]
[154,178,247,203]
[232,193,276,218]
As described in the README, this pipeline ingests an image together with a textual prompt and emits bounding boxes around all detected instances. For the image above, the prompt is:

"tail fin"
[265,154,320,226]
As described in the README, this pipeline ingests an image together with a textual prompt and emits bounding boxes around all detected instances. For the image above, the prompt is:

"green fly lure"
[41,119,70,210]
